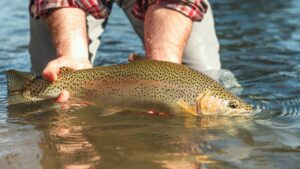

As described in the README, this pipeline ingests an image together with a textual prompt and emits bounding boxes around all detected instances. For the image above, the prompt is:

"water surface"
[1,0,300,169]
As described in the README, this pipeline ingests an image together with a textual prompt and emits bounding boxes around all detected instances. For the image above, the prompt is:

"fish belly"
[78,78,187,113]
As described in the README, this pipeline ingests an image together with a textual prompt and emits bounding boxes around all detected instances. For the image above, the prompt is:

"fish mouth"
[223,103,254,115]
[225,109,253,116]
[200,108,252,116]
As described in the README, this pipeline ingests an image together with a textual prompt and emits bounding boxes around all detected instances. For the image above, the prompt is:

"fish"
[5,60,253,115]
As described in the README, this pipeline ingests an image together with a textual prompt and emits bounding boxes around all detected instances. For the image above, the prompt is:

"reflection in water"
[6,102,254,169]
[41,112,101,169]
[7,102,101,169]
[3,92,300,169]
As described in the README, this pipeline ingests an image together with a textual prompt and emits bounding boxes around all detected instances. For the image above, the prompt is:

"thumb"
[42,60,60,82]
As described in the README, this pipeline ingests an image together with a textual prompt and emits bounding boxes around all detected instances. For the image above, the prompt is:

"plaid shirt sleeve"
[30,0,111,19]
[30,0,207,21]
[132,0,208,21]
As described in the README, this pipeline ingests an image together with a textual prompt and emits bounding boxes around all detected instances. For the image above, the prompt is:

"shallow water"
[1,0,300,169]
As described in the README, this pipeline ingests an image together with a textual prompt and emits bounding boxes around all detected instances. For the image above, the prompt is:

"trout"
[5,60,252,115]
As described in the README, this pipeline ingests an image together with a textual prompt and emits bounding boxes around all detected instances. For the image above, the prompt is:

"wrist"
[146,52,181,64]
[49,56,92,71]
[56,41,89,61]
[57,55,90,62]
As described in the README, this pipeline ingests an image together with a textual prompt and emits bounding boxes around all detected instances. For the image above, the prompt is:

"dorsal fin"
[59,67,74,74]
[128,53,146,62]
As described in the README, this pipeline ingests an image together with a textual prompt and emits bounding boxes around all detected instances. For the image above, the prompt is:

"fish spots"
[21,60,251,114]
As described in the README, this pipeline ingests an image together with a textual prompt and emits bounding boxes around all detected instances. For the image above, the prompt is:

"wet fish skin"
[5,60,253,115]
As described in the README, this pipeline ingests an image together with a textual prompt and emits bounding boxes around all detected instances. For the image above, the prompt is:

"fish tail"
[5,70,36,104]
[5,70,35,93]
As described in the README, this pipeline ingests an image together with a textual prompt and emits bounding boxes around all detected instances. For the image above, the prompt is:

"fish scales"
[5,60,252,115]
[65,61,213,107]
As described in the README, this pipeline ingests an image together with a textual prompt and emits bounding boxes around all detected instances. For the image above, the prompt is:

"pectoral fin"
[177,99,198,116]
[100,108,123,116]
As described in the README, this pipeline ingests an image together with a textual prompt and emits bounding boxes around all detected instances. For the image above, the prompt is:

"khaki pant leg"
[183,0,221,73]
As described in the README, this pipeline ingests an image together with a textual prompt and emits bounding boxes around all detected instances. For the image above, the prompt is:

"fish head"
[196,91,253,115]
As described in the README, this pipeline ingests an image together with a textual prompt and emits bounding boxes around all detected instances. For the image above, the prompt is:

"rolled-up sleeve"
[132,0,208,21]
[30,0,110,19]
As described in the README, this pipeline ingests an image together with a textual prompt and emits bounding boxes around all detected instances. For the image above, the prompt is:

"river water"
[1,0,300,169]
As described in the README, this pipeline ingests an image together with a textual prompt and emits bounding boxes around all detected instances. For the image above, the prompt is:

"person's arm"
[42,8,92,102]
[144,4,192,63]
[43,8,92,82]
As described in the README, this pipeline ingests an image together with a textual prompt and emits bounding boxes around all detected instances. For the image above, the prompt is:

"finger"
[43,71,58,82]
[55,90,70,103]
[43,61,60,82]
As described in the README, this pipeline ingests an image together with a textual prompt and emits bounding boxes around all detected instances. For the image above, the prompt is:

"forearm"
[144,4,192,63]
[41,8,91,83]
[45,8,89,60]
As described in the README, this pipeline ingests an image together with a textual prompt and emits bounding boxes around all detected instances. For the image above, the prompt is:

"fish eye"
[228,101,239,109]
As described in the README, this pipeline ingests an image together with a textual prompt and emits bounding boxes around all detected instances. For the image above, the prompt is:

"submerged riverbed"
[1,0,300,169]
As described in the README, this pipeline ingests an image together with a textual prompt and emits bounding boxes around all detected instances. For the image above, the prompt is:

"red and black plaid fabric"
[30,0,207,21]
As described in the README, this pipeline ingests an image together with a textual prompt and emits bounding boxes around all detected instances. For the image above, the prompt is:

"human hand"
[42,8,90,103]
[42,56,92,102]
